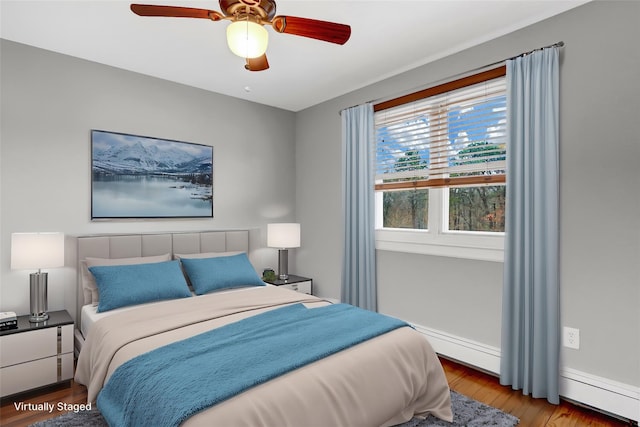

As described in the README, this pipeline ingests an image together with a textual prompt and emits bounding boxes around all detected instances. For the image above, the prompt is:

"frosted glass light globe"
[227,21,268,59]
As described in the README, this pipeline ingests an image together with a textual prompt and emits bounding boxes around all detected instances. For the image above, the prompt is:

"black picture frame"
[91,130,213,219]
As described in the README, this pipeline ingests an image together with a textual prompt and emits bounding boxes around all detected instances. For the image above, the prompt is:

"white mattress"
[81,302,145,339]
[80,285,273,339]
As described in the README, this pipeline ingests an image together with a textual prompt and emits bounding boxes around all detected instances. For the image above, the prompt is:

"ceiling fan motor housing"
[219,0,276,21]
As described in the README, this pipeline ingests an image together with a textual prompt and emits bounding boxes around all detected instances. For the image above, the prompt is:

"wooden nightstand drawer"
[60,324,73,355]
[0,357,57,396]
[0,328,56,368]
[60,352,74,381]
[280,281,312,295]
[0,310,74,398]
[264,275,313,295]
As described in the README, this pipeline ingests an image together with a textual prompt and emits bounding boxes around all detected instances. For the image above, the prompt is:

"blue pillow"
[89,260,192,312]
[180,253,265,295]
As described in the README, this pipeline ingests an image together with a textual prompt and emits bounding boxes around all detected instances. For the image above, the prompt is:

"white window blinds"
[374,67,507,190]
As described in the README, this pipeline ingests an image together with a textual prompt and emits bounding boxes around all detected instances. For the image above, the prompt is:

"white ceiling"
[1,0,587,112]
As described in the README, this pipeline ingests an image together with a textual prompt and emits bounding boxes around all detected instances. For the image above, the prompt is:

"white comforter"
[75,286,452,427]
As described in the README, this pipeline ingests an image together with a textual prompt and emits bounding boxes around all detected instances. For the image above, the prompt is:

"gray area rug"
[30,390,518,426]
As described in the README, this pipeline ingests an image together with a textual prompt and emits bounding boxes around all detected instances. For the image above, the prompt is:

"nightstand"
[265,274,313,295]
[0,310,74,398]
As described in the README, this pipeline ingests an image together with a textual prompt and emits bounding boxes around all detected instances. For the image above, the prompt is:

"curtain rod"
[484,40,565,69]
[339,41,564,116]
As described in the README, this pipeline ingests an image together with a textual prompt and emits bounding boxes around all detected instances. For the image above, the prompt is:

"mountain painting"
[91,130,213,219]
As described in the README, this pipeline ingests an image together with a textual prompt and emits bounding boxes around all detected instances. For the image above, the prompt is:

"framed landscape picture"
[91,130,213,219]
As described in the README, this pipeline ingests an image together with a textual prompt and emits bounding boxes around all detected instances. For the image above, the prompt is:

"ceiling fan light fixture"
[131,1,351,71]
[226,20,268,59]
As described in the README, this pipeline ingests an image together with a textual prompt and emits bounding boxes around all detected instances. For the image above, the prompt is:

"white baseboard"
[559,367,640,422]
[412,323,501,374]
[412,322,639,422]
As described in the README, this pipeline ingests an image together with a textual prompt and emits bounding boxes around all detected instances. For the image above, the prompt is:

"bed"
[73,231,452,427]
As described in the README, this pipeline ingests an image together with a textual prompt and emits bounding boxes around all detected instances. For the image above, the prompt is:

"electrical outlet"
[563,327,580,349]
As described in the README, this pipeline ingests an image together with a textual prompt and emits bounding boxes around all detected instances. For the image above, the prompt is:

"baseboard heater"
[411,322,639,423]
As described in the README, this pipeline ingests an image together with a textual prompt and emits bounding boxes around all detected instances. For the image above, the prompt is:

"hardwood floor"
[1,380,88,427]
[0,357,632,426]
[440,357,631,427]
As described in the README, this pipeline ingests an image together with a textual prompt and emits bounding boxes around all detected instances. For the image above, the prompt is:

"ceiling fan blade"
[130,4,224,21]
[271,16,351,45]
[245,54,270,72]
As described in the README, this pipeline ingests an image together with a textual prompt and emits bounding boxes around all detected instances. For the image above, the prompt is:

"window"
[373,67,506,261]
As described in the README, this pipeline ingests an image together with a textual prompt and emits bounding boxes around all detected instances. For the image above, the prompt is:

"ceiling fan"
[130,0,351,71]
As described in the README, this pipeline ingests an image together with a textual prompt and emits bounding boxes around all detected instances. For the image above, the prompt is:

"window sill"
[375,228,504,262]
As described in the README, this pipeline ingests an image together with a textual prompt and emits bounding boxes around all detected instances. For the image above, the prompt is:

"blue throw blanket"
[97,303,409,427]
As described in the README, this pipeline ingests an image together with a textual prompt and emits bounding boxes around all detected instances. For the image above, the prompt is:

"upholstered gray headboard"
[76,230,249,324]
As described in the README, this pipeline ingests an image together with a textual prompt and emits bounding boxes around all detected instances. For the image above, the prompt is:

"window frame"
[373,67,506,262]
[375,189,505,262]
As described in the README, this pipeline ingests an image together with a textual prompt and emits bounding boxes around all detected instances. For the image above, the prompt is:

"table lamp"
[267,223,300,280]
[11,232,65,322]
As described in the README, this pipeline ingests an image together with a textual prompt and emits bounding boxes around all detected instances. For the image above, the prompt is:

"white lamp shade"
[226,20,268,59]
[11,232,65,270]
[267,223,300,248]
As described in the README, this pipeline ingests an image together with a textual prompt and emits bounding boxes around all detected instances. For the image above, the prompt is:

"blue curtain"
[341,103,377,311]
[500,47,560,404]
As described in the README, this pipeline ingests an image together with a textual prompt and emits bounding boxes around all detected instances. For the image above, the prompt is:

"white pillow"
[173,251,244,260]
[82,253,171,305]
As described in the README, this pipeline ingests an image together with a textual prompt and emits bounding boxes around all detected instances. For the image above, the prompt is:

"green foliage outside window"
[382,150,429,229]
[383,189,428,229]
[449,186,505,232]
[381,142,505,232]
[448,141,506,232]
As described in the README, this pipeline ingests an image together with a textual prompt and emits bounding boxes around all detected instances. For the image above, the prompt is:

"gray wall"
[295,1,639,387]
[1,0,637,392]
[0,40,297,321]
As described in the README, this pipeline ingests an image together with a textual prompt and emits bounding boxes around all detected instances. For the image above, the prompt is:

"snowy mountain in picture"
[92,130,212,176]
